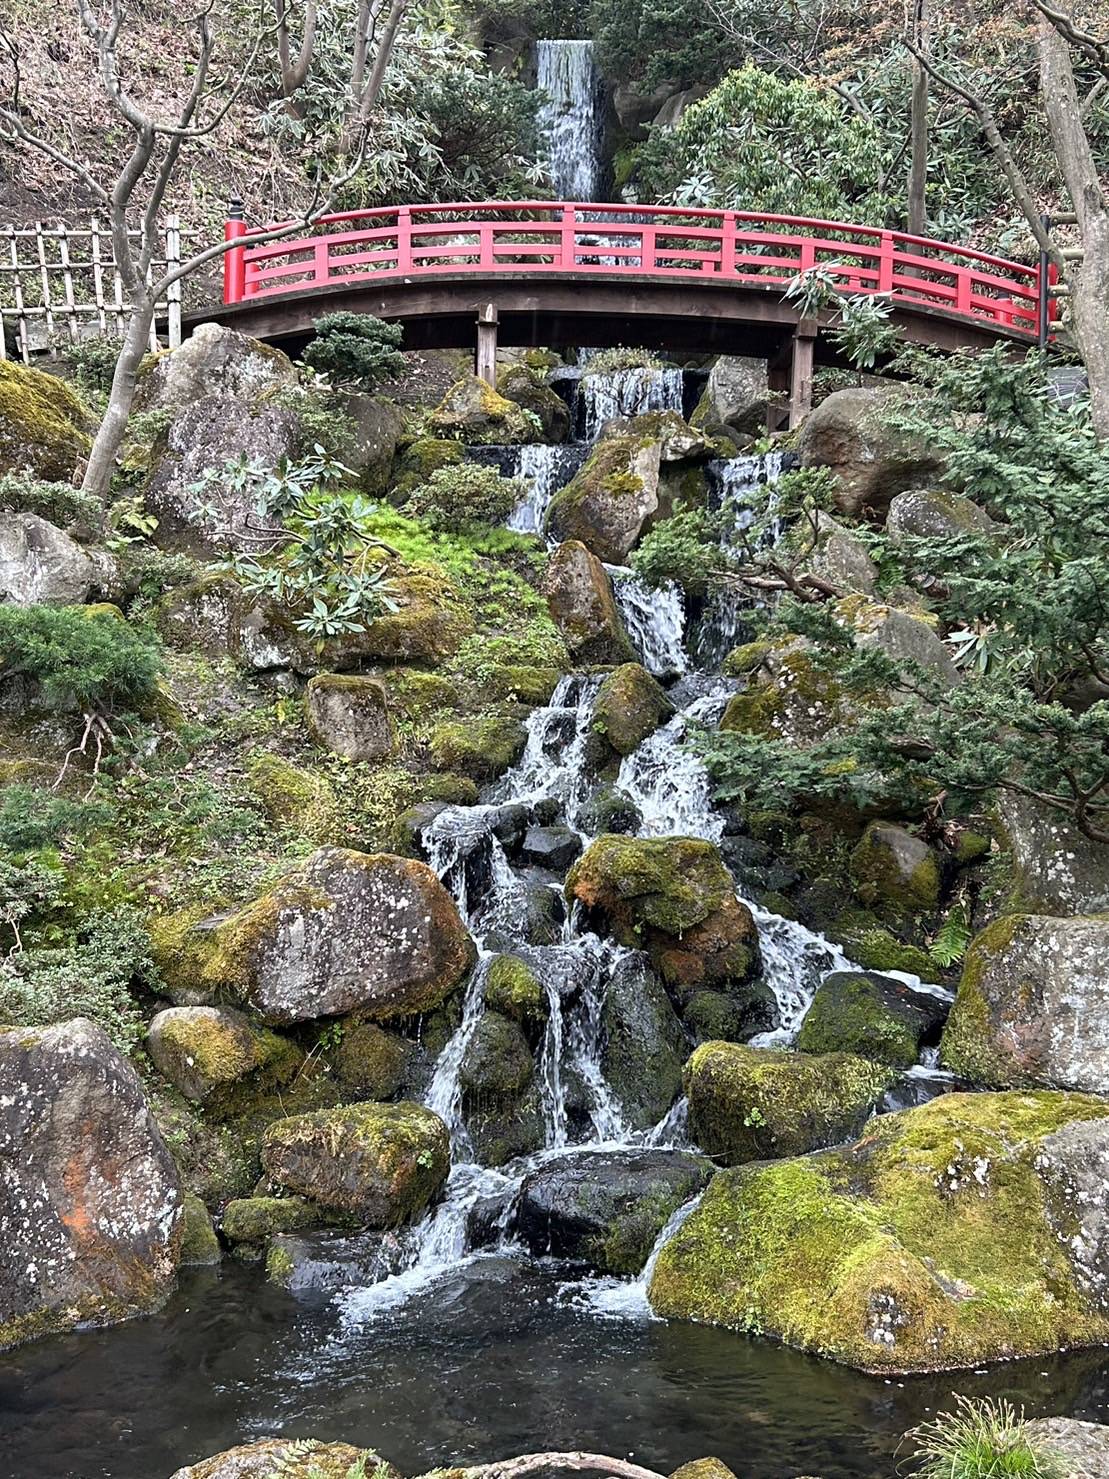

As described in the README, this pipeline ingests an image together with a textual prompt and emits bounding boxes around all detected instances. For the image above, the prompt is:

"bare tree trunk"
[1038,15,1109,436]
[81,293,155,500]
[907,0,929,236]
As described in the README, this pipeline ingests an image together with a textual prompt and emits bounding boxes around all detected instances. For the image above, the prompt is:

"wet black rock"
[601,952,688,1130]
[519,824,583,873]
[514,1148,713,1275]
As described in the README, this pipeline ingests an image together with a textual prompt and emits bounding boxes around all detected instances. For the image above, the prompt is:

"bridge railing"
[224,202,1044,338]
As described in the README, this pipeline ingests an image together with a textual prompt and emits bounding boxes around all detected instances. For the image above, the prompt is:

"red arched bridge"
[190,201,1055,426]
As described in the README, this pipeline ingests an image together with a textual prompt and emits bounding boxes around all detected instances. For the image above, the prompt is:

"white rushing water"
[579,366,685,440]
[608,567,687,679]
[537,40,602,201]
[506,444,588,534]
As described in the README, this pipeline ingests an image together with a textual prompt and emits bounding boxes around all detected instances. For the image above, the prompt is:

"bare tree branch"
[275,0,317,106]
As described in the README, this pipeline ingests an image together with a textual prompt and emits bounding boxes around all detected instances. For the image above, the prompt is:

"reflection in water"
[2,1262,1109,1479]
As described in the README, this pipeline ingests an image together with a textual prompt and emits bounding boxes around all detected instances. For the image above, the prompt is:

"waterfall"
[578,367,685,440]
[690,451,790,668]
[608,568,687,679]
[507,445,588,534]
[537,40,602,201]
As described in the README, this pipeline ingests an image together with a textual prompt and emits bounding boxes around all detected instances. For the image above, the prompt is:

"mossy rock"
[418,772,480,806]
[177,847,476,1025]
[546,432,662,564]
[850,821,942,917]
[460,1008,535,1102]
[719,644,849,746]
[465,1082,545,1167]
[178,1192,221,1266]
[389,437,464,502]
[381,667,460,721]
[428,374,542,445]
[247,752,335,825]
[332,1020,414,1100]
[484,954,548,1032]
[681,984,779,1043]
[171,1438,400,1479]
[496,364,571,442]
[838,924,935,980]
[428,716,527,779]
[649,1090,1109,1374]
[684,1040,895,1164]
[592,662,675,758]
[567,834,760,995]
[601,953,687,1130]
[146,1006,303,1115]
[220,1195,322,1246]
[0,361,92,481]
[483,664,563,706]
[796,971,947,1069]
[261,1100,450,1225]
[721,641,774,678]
[148,902,227,1007]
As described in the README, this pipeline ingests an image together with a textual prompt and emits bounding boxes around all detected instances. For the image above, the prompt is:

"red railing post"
[877,231,894,294]
[560,204,576,270]
[956,269,973,316]
[223,198,247,304]
[313,238,330,285]
[397,206,412,273]
[721,212,736,277]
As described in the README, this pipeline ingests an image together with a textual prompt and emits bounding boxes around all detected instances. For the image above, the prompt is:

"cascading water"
[536,40,602,201]
[578,366,685,440]
[607,568,687,680]
[689,450,790,668]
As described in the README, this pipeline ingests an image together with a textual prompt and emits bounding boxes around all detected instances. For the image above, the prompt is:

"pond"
[3,1260,1109,1479]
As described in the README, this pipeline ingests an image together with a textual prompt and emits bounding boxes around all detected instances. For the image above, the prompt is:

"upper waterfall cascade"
[536,40,603,202]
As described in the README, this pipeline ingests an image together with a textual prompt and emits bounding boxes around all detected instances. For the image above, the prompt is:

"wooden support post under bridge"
[476,302,498,386]
[789,318,817,429]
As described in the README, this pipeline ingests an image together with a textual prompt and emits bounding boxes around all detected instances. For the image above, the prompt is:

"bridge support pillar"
[476,302,498,386]
[788,319,817,430]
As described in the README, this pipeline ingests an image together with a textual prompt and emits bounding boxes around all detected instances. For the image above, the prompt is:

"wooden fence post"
[789,318,817,429]
[166,215,182,348]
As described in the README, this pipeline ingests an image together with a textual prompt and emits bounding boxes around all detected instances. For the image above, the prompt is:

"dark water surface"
[3,1259,1109,1479]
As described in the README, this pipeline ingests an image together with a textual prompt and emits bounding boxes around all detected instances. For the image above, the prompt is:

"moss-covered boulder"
[220,1195,322,1247]
[941,913,1109,1091]
[997,792,1109,915]
[546,432,663,563]
[428,716,527,779]
[246,752,335,826]
[682,984,779,1043]
[685,1041,893,1164]
[459,1008,543,1166]
[0,1019,183,1353]
[169,1439,399,1479]
[601,953,687,1130]
[649,1090,1109,1373]
[515,1148,713,1275]
[138,322,297,412]
[544,539,637,665]
[179,1192,221,1266]
[592,662,675,758]
[850,822,942,916]
[0,360,91,481]
[719,638,850,746]
[484,953,549,1032]
[568,835,761,998]
[836,594,961,688]
[262,1101,450,1225]
[146,1006,302,1112]
[389,437,464,502]
[796,971,947,1068]
[332,1021,415,1100]
[429,374,541,445]
[886,487,994,540]
[497,364,571,442]
[184,847,476,1024]
[380,667,460,721]
[305,674,393,762]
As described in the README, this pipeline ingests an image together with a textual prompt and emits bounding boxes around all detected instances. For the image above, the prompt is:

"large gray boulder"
[140,322,297,412]
[544,539,636,665]
[514,1148,713,1274]
[700,355,770,434]
[0,513,114,606]
[886,487,994,540]
[601,953,687,1130]
[340,391,406,492]
[1025,1418,1109,1479]
[262,1101,450,1224]
[942,913,1109,1091]
[799,386,942,518]
[998,792,1109,915]
[192,847,476,1024]
[144,396,300,554]
[0,1019,183,1351]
